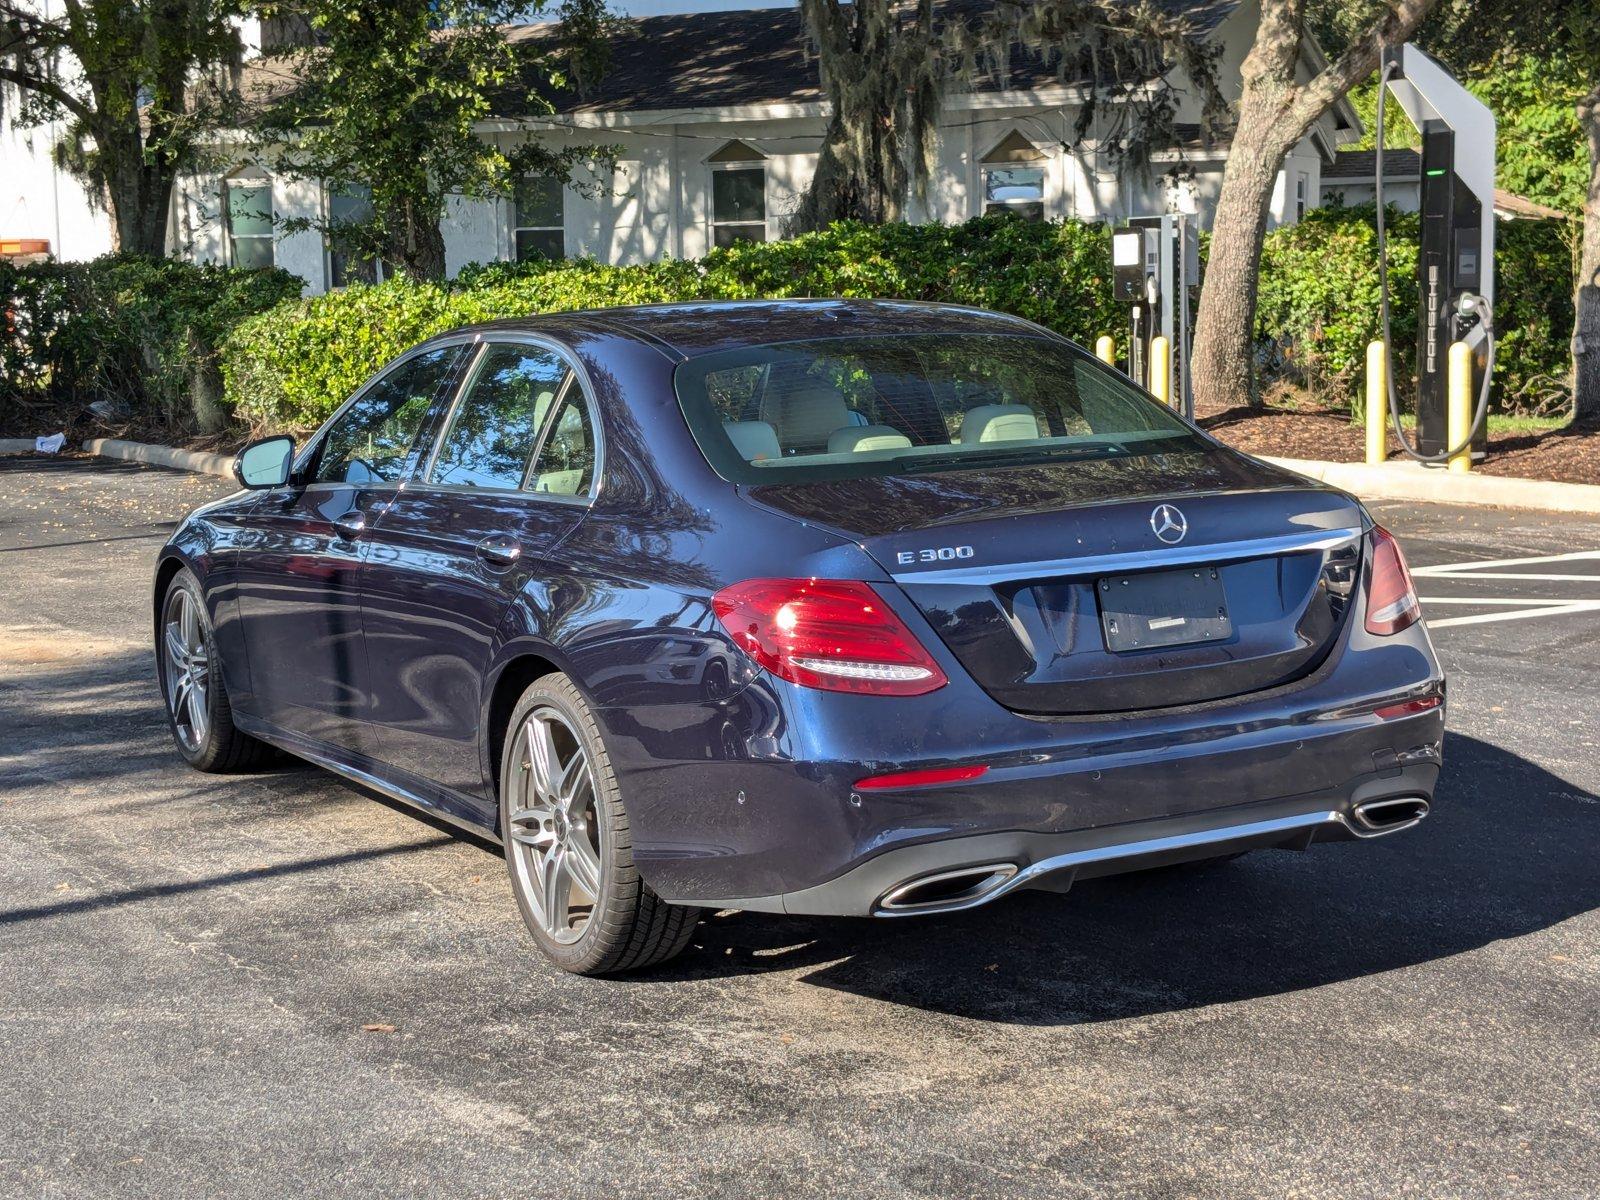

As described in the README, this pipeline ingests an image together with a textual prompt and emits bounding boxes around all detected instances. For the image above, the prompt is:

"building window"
[327,186,385,288]
[1295,171,1310,222]
[708,140,767,246]
[981,130,1047,221]
[225,177,274,269]
[514,176,565,261]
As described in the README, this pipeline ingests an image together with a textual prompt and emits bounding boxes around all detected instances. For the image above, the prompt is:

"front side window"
[711,167,766,246]
[514,176,565,262]
[312,347,461,485]
[429,344,570,489]
[675,333,1207,485]
[526,389,596,496]
[226,179,274,269]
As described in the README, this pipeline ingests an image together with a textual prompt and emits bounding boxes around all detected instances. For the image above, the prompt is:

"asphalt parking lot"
[2,456,1596,1199]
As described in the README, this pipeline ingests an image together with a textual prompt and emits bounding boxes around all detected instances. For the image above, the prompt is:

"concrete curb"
[82,438,237,479]
[1262,455,1600,516]
[0,438,39,455]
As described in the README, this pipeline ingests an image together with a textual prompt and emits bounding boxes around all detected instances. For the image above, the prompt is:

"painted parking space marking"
[1410,550,1600,630]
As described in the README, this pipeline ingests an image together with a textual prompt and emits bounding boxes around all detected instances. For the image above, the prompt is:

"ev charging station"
[1377,43,1497,462]
[1105,43,1496,463]
[1111,215,1200,419]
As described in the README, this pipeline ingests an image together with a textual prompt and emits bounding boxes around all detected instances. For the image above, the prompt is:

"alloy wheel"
[506,706,604,944]
[162,587,210,753]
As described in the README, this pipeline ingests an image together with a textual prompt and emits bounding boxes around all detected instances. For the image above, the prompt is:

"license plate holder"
[1098,565,1231,652]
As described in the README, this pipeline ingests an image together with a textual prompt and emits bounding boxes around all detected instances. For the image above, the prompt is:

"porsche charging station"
[1112,215,1200,418]
[1375,43,1497,465]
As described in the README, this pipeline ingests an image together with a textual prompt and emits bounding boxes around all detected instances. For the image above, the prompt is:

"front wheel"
[157,569,275,772]
[499,673,700,975]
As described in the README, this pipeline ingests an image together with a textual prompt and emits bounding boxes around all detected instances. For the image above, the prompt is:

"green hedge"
[1255,203,1575,414]
[0,255,303,434]
[223,217,1120,432]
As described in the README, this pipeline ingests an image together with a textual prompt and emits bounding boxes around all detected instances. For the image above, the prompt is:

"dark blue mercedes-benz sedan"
[154,299,1444,974]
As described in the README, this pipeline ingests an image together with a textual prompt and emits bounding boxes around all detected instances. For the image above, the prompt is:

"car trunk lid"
[744,448,1366,714]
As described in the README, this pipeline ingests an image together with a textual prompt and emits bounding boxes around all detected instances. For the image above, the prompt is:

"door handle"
[331,511,367,541]
[476,534,523,567]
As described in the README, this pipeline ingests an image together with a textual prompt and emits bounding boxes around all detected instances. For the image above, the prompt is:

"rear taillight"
[711,578,948,696]
[1365,525,1421,636]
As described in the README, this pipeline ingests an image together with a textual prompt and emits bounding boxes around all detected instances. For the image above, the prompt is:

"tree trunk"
[384,197,448,282]
[1191,117,1292,411]
[1574,85,1600,427]
[100,127,175,258]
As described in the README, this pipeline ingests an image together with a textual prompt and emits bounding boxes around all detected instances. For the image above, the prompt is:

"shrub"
[0,255,303,435]
[223,217,1119,432]
[1255,203,1574,415]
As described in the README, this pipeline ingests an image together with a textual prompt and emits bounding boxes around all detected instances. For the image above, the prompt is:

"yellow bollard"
[1149,335,1172,405]
[1095,335,1115,366]
[1447,341,1473,474]
[1365,340,1387,466]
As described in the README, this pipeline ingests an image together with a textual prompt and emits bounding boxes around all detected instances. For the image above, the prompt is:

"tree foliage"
[790,0,1225,233]
[0,0,244,255]
[254,0,615,281]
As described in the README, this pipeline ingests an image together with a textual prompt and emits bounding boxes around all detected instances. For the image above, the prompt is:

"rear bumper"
[721,762,1436,916]
[601,605,1445,915]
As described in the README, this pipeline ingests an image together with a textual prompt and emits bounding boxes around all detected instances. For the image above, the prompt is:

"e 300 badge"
[896,545,976,566]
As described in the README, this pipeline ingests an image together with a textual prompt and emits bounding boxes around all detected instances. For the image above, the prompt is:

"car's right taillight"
[711,577,947,696]
[1365,525,1421,636]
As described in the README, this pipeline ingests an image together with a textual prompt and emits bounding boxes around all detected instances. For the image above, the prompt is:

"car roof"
[452,298,1049,360]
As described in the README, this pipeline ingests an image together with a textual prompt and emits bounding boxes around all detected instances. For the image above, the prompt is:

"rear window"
[673,333,1209,484]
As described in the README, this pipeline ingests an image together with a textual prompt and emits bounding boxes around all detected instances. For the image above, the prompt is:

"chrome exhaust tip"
[1351,796,1430,836]
[875,863,1018,916]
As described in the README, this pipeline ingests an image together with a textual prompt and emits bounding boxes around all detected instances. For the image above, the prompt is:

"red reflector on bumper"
[854,765,989,791]
[1373,695,1443,720]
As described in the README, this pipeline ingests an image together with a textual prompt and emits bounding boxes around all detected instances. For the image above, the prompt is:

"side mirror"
[233,435,296,489]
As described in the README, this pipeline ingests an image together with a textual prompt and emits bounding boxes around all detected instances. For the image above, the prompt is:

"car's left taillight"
[711,578,948,696]
[1365,525,1422,636]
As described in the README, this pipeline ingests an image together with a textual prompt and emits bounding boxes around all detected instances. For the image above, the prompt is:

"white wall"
[0,14,114,262]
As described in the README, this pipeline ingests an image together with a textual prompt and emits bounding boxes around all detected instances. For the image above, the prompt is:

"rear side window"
[526,390,596,496]
[313,347,460,484]
[430,344,570,489]
[674,333,1207,484]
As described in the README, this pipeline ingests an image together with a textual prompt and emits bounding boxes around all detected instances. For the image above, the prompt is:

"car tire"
[157,568,277,773]
[499,673,700,976]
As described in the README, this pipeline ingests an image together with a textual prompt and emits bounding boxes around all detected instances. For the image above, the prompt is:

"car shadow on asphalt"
[656,732,1599,1023]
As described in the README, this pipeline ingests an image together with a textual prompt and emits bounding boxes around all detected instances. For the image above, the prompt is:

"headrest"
[828,425,913,454]
[960,403,1039,444]
[773,384,852,450]
[723,420,781,463]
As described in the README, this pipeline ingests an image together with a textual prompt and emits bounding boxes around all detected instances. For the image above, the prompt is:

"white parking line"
[1411,549,1600,579]
[1410,550,1600,630]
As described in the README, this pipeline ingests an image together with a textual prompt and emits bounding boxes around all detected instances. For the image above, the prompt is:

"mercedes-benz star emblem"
[1150,504,1188,544]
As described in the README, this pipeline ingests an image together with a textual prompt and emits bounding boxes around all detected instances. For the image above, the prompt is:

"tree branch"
[0,62,97,126]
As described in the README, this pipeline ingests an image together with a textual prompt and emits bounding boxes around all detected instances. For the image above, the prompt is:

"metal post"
[1448,341,1473,473]
[1095,335,1116,365]
[1366,341,1388,466]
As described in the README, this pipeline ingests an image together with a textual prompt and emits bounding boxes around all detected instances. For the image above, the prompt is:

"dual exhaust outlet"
[874,795,1431,916]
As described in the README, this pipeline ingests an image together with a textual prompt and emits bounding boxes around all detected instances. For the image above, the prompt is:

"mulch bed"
[1198,401,1600,487]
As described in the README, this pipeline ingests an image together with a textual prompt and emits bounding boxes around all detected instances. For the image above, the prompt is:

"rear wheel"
[158,570,276,772]
[499,673,699,975]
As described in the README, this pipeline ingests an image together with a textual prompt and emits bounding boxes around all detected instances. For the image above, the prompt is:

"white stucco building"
[4,0,1361,294]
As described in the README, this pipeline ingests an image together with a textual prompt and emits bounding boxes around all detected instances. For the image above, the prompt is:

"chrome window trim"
[291,334,481,482]
[890,526,1365,586]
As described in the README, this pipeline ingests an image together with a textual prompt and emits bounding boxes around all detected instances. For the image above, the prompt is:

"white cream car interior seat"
[828,425,913,453]
[724,420,782,463]
[960,404,1041,444]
